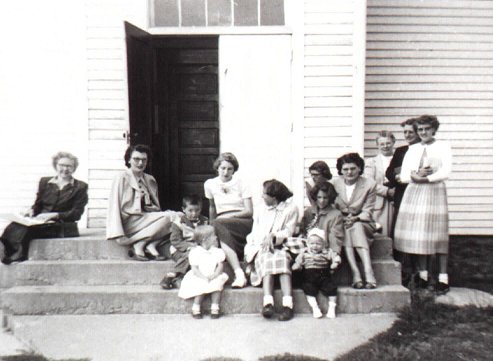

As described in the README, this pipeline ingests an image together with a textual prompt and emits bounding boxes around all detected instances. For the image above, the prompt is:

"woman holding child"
[204,152,253,288]
[245,179,300,321]
[106,144,180,261]
[332,153,378,289]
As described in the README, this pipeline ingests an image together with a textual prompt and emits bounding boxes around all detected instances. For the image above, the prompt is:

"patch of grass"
[336,293,493,361]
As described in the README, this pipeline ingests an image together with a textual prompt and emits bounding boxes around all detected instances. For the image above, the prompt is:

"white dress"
[178,246,229,299]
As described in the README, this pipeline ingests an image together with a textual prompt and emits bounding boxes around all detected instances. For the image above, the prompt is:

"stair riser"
[2,260,401,288]
[1,287,409,316]
[28,236,394,261]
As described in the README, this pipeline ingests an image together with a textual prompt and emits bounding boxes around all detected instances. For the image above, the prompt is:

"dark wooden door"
[154,37,219,211]
[125,22,153,149]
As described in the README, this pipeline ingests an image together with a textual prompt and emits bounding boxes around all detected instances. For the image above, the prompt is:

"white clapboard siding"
[84,0,147,227]
[365,0,493,235]
[304,0,358,178]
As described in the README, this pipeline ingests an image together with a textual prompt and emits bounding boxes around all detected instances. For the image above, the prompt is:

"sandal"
[128,248,149,262]
[352,281,364,289]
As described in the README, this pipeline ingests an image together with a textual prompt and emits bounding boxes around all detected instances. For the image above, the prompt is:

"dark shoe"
[262,304,275,319]
[128,248,149,262]
[192,312,202,319]
[436,282,450,295]
[352,281,364,289]
[364,282,377,290]
[413,274,429,290]
[278,307,294,321]
[172,275,183,289]
[159,276,174,290]
[211,309,221,319]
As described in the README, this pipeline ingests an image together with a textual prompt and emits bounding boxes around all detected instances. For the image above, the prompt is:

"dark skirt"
[211,217,253,258]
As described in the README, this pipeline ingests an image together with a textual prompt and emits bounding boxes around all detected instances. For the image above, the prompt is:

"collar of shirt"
[267,201,287,211]
[48,177,75,186]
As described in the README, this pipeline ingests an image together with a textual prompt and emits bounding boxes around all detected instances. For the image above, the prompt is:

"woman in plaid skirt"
[394,115,452,295]
[244,180,300,321]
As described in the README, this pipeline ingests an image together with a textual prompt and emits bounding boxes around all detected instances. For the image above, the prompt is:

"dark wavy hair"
[309,181,338,205]
[263,179,293,203]
[124,144,152,168]
[414,114,440,135]
[182,194,203,208]
[308,161,332,180]
[336,153,365,176]
[213,152,239,172]
[400,117,418,128]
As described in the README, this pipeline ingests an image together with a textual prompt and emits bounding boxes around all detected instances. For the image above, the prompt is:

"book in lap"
[0,213,55,227]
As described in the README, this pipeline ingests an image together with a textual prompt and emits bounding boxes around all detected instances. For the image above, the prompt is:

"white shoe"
[312,307,323,319]
[232,270,247,288]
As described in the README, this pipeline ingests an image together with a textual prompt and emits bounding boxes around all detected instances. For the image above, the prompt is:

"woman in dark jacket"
[0,151,88,264]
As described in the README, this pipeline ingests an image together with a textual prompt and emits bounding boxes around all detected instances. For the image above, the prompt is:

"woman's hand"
[344,215,359,229]
[411,171,430,184]
[35,212,59,222]
[386,188,395,200]
[261,233,275,250]
[23,209,34,217]
[417,166,433,177]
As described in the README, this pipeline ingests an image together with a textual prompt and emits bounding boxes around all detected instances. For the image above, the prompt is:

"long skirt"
[394,182,449,255]
[178,271,229,299]
[211,218,253,259]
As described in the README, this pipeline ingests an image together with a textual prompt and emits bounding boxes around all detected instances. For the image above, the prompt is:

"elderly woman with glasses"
[106,144,180,261]
[1,151,88,264]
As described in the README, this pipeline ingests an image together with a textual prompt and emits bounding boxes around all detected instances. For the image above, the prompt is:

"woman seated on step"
[106,144,180,261]
[331,152,378,289]
[0,151,88,264]
[204,152,253,288]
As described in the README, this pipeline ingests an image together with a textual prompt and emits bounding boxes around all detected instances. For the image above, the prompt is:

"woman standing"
[305,161,332,207]
[244,179,299,321]
[365,131,396,236]
[332,153,378,289]
[394,115,452,295]
[1,151,88,264]
[106,144,179,261]
[204,152,253,288]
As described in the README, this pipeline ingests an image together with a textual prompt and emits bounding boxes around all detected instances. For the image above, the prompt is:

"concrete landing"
[8,313,398,361]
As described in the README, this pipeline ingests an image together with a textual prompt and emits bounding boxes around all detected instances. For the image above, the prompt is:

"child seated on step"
[292,228,341,318]
[178,225,229,319]
[160,195,208,289]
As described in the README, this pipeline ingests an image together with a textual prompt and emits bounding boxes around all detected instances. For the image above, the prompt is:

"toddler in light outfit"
[178,225,229,319]
[292,228,341,318]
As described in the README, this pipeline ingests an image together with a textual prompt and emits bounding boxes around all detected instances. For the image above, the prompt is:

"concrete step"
[1,284,409,316]
[1,258,402,288]
[28,231,394,261]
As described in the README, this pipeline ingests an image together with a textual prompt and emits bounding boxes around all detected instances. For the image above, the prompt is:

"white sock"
[282,296,293,309]
[192,303,201,313]
[263,295,274,306]
[419,270,428,281]
[235,268,245,277]
[438,273,449,284]
[327,300,337,319]
[306,296,318,308]
[211,303,220,311]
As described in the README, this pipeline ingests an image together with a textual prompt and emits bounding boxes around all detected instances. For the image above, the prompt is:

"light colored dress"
[365,154,394,236]
[178,246,229,299]
[106,169,180,245]
[394,141,452,255]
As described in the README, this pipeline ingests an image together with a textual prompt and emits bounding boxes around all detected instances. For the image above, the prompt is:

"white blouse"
[204,176,252,215]
[400,140,452,184]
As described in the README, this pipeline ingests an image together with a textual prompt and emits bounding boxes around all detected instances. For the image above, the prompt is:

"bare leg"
[355,247,376,284]
[133,241,147,257]
[263,275,274,296]
[145,240,160,256]
[211,291,221,305]
[221,242,241,270]
[345,246,362,284]
[279,274,292,297]
[192,295,203,317]
[437,254,448,274]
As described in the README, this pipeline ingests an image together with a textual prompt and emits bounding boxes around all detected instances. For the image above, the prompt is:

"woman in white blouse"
[365,131,396,237]
[244,179,299,321]
[394,115,452,295]
[204,152,253,288]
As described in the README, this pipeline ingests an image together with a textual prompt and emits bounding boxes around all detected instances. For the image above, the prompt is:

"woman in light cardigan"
[394,115,452,295]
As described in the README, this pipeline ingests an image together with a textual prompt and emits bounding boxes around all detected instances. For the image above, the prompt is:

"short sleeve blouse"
[204,176,252,215]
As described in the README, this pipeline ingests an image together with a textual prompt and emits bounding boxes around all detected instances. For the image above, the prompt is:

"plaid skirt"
[250,237,305,286]
[394,182,449,255]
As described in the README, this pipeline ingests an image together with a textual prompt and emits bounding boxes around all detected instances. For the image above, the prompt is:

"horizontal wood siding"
[85,0,147,228]
[365,0,493,235]
[304,0,356,178]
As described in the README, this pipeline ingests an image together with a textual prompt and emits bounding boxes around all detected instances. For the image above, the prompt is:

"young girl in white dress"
[178,225,229,318]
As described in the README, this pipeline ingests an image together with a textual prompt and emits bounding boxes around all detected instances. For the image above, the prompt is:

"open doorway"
[125,22,219,212]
